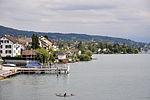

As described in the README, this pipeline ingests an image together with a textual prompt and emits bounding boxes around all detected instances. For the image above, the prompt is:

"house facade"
[22,50,36,58]
[18,37,32,47]
[0,35,25,57]
[57,52,68,63]
[57,52,67,60]
[39,36,54,50]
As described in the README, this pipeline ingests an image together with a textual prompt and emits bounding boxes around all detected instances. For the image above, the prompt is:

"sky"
[0,0,150,43]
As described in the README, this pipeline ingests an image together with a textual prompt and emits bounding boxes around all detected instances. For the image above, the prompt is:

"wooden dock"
[0,70,20,79]
[0,64,70,80]
[17,65,70,74]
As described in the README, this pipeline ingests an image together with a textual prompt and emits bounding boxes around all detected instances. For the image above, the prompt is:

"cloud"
[0,0,150,42]
[50,4,117,11]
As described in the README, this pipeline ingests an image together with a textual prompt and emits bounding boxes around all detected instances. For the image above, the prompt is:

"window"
[9,50,11,54]
[1,40,3,43]
[0,45,2,48]
[5,45,11,48]
[5,50,11,54]
[4,40,7,43]
[0,50,2,53]
[7,40,9,43]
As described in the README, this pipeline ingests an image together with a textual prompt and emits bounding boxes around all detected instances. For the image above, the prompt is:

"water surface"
[0,54,150,100]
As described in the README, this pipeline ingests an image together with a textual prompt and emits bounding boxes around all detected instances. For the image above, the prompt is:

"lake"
[0,54,150,100]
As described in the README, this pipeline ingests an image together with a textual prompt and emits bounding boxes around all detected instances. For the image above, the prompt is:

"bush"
[78,54,91,61]
[36,48,50,63]
[85,50,93,56]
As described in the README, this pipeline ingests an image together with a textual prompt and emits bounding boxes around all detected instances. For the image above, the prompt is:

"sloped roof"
[39,36,54,46]
[22,50,36,56]
[2,35,26,46]
[57,52,66,55]
[18,38,32,45]
[3,35,18,43]
[67,49,79,53]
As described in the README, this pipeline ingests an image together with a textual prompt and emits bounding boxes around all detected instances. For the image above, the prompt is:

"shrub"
[78,54,91,61]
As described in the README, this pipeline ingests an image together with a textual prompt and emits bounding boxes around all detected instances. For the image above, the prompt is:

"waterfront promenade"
[0,65,70,80]
[0,70,20,80]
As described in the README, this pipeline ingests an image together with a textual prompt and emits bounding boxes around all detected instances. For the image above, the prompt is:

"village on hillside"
[0,34,83,64]
[0,34,147,66]
[0,34,147,80]
[0,34,82,80]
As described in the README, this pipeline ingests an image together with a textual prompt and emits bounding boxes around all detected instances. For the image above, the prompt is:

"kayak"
[55,93,75,97]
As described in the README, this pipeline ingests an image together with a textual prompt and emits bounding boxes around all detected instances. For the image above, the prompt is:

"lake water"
[0,54,150,100]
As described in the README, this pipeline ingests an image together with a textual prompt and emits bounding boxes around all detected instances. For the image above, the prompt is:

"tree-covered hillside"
[0,25,147,47]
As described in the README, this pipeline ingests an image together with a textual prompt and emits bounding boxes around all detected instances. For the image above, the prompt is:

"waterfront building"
[0,35,26,57]
[66,49,81,56]
[18,37,32,47]
[39,36,54,50]
[57,52,67,60]
[22,50,36,58]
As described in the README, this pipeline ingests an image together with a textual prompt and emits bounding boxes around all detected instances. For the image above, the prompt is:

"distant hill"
[0,25,147,47]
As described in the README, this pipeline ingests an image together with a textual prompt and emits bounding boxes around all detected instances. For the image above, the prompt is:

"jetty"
[17,66,70,74]
[0,70,20,80]
[0,64,70,80]
[1,64,70,74]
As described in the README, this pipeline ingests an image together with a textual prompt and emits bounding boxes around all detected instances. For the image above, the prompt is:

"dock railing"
[17,64,70,74]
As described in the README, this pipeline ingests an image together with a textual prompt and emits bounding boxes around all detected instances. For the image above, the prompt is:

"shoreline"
[0,64,70,80]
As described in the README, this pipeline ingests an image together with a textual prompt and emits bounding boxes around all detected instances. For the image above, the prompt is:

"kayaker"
[64,93,67,97]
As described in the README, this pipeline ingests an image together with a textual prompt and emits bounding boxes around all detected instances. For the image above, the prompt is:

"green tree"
[48,49,55,63]
[32,34,40,49]
[77,42,85,50]
[107,43,113,51]
[126,47,134,54]
[134,49,139,54]
[113,43,120,53]
[49,54,55,63]
[85,50,93,57]
[88,45,97,53]
[78,54,91,61]
[58,43,64,49]
[18,35,25,38]
[122,48,127,54]
[44,35,48,39]
[122,43,126,48]
[36,48,50,63]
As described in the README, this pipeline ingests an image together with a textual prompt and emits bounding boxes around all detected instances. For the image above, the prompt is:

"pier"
[0,64,70,80]
[17,67,70,74]
[18,64,70,74]
[0,70,20,80]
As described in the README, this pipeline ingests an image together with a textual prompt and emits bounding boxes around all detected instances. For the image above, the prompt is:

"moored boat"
[0,57,3,65]
[3,63,16,67]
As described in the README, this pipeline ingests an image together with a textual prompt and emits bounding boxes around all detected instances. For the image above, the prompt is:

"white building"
[57,52,67,60]
[18,37,32,47]
[0,35,26,57]
[39,36,54,50]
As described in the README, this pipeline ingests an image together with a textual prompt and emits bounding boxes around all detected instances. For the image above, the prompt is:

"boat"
[26,63,41,68]
[55,93,75,97]
[3,63,16,67]
[0,57,3,65]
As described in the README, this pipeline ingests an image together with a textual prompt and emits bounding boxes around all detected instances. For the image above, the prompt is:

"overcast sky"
[0,0,150,43]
